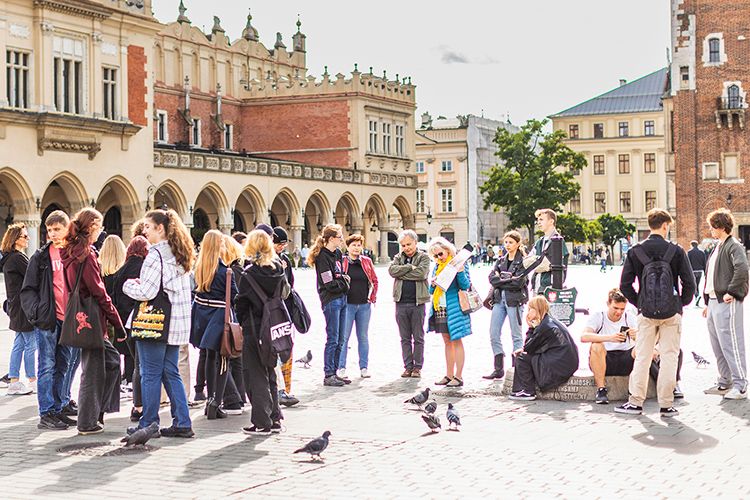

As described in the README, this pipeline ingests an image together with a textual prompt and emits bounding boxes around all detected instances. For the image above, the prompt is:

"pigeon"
[296,350,313,368]
[423,400,437,415]
[421,412,441,433]
[446,403,461,430]
[294,430,331,460]
[692,351,710,368]
[404,388,430,408]
[121,422,160,447]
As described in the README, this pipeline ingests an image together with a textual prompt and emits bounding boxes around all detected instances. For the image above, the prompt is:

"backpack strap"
[662,243,678,265]
[243,270,270,301]
[631,245,652,266]
[596,312,605,334]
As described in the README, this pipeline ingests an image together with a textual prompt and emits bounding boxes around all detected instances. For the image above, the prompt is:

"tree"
[556,213,588,244]
[584,220,603,249]
[597,213,636,263]
[480,119,587,244]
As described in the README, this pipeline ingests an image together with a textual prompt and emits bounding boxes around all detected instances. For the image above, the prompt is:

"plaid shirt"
[122,241,192,345]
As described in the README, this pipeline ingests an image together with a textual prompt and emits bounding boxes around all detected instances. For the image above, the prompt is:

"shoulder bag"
[60,260,104,350]
[131,250,171,343]
[220,268,243,358]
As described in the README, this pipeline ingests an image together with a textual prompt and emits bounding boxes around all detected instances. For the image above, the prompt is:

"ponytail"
[145,209,195,272]
[307,224,341,267]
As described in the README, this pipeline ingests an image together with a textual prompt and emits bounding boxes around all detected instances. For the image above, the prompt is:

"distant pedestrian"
[688,240,707,306]
[599,248,608,273]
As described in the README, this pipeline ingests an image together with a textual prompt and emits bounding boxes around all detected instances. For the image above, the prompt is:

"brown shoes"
[410,369,421,378]
[401,369,412,378]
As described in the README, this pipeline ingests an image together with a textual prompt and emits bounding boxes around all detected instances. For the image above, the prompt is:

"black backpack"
[632,243,679,319]
[243,272,294,365]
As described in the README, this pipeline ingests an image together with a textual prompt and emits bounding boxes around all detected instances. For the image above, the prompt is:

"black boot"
[206,398,227,420]
[482,354,505,380]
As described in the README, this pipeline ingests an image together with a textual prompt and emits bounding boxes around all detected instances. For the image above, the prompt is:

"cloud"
[436,46,499,65]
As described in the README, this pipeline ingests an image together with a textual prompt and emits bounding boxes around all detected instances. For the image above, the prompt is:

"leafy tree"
[480,119,587,244]
[556,213,588,244]
[597,213,636,263]
[584,220,603,249]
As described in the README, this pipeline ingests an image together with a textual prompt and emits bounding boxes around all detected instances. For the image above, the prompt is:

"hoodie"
[313,247,349,306]
[1,250,34,332]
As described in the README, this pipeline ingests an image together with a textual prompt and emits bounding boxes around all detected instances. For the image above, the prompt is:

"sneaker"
[410,368,421,378]
[673,384,684,399]
[724,388,748,400]
[61,403,78,417]
[360,368,371,379]
[323,375,345,387]
[278,391,299,407]
[68,400,78,412]
[242,426,272,436]
[336,375,352,385]
[270,421,283,434]
[400,369,412,378]
[660,407,680,418]
[509,390,536,401]
[595,387,609,404]
[38,414,68,430]
[222,401,245,414]
[336,368,347,379]
[130,408,142,422]
[28,381,37,393]
[704,384,731,395]
[0,373,10,388]
[160,426,195,438]
[614,402,643,415]
[193,391,207,402]
[55,412,77,426]
[7,381,32,395]
[78,425,104,436]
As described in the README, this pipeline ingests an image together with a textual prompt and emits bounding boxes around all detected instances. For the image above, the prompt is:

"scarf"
[432,255,453,310]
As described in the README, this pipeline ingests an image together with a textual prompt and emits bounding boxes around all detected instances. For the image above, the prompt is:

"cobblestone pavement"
[0,264,747,499]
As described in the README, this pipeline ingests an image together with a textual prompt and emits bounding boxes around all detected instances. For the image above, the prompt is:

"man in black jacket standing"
[688,240,707,306]
[615,209,695,418]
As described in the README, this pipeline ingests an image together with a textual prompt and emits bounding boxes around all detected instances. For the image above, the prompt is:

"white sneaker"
[28,380,37,394]
[724,387,748,400]
[7,381,32,395]
[360,368,370,378]
[337,368,346,379]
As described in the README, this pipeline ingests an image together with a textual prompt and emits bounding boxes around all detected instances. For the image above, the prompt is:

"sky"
[152,1,671,125]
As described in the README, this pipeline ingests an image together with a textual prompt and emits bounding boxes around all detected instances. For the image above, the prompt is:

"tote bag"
[131,250,171,343]
[60,261,104,350]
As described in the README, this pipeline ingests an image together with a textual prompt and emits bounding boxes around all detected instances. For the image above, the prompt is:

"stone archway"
[270,188,301,248]
[154,180,188,220]
[0,168,35,248]
[234,185,265,233]
[193,182,230,238]
[303,190,332,246]
[334,192,361,237]
[363,194,388,262]
[392,195,415,230]
[96,176,141,240]
[40,172,88,245]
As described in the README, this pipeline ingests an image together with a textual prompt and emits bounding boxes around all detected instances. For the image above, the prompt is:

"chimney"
[619,79,627,87]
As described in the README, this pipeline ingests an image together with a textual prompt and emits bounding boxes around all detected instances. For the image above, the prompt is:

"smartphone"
[620,326,629,341]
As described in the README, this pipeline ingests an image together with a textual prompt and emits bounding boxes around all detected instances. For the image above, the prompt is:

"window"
[593,155,605,175]
[224,123,233,150]
[53,37,84,114]
[569,194,581,214]
[724,154,739,179]
[416,189,425,213]
[6,50,30,109]
[645,191,657,211]
[618,122,629,137]
[680,66,689,89]
[191,118,201,147]
[415,161,425,173]
[644,120,655,136]
[568,124,579,139]
[619,192,631,213]
[644,153,656,173]
[368,120,378,153]
[156,111,168,143]
[441,188,454,212]
[382,122,391,155]
[703,162,719,180]
[102,67,117,119]
[441,160,453,172]
[709,38,721,63]
[594,123,604,139]
[618,154,630,174]
[395,124,405,156]
[594,192,606,213]
[727,85,742,109]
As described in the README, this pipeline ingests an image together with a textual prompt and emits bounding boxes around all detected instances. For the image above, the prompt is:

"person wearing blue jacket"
[427,237,472,388]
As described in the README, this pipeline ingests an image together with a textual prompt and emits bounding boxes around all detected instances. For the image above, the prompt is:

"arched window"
[709,38,721,63]
[104,206,122,237]
[728,84,741,109]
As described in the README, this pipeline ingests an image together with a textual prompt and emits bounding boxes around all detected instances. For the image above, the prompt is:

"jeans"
[489,297,524,356]
[396,303,426,370]
[136,342,191,430]
[63,347,81,407]
[9,331,36,379]
[322,296,347,377]
[35,320,73,416]
[339,303,372,370]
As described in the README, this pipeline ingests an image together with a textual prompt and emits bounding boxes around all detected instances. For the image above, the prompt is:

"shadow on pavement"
[176,434,271,483]
[719,400,750,425]
[631,417,718,454]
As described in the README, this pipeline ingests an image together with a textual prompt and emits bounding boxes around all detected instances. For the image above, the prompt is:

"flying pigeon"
[692,351,710,368]
[296,350,313,368]
[446,403,461,430]
[121,422,160,447]
[421,412,441,433]
[423,400,437,415]
[294,430,331,460]
[404,388,430,408]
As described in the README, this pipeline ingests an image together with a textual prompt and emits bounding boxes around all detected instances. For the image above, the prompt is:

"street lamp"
[426,207,433,226]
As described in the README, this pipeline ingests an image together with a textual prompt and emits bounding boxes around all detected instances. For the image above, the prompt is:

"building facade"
[550,69,673,240]
[669,0,750,248]
[414,114,515,245]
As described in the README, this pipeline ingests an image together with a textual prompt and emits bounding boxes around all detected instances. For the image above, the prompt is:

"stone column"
[379,229,390,263]
[218,224,232,235]
[290,225,303,252]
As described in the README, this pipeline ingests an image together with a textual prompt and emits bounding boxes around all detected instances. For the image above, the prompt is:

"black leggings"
[205,349,229,402]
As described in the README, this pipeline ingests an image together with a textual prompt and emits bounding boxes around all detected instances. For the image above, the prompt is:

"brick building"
[669,0,750,248]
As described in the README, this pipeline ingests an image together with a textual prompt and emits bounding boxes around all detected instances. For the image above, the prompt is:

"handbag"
[220,268,243,358]
[60,260,105,350]
[131,250,171,343]
[482,289,495,310]
[458,285,483,314]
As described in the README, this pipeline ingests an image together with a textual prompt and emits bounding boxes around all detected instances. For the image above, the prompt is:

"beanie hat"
[254,223,273,236]
[272,226,289,244]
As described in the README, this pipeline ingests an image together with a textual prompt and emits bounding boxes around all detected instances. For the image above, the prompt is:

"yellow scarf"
[432,256,453,310]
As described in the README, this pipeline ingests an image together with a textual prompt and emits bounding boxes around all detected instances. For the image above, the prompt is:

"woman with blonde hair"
[99,235,131,390]
[308,224,350,387]
[235,229,288,434]
[427,237,472,387]
[509,296,579,401]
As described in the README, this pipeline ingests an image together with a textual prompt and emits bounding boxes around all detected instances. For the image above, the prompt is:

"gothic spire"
[177,0,191,24]
[242,10,259,41]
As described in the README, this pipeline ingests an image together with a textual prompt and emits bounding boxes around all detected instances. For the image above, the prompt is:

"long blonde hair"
[245,229,275,267]
[307,224,342,267]
[99,235,127,276]
[222,234,245,266]
[194,230,224,292]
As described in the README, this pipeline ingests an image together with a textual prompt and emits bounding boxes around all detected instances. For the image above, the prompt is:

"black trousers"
[205,349,229,403]
[229,356,246,403]
[195,348,207,393]
[242,335,282,428]
[511,353,536,394]
[78,339,120,430]
[128,337,142,408]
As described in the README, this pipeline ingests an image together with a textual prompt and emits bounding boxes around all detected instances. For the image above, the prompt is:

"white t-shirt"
[704,241,721,298]
[585,308,636,351]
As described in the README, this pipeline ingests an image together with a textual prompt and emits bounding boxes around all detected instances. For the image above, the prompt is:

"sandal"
[446,377,464,387]
[435,376,452,385]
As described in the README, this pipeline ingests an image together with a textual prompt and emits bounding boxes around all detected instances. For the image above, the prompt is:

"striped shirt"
[122,240,192,345]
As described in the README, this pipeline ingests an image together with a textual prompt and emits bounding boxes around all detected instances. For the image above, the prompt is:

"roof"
[550,68,668,118]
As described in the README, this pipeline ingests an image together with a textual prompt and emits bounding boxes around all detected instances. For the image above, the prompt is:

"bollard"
[549,234,565,289]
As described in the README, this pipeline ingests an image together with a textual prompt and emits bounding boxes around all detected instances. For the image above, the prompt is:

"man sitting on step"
[582,288,684,404]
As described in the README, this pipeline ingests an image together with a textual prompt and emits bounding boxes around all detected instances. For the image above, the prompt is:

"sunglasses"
[18,234,29,240]
[435,251,445,258]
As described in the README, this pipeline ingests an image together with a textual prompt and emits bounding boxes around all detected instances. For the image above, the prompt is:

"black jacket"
[620,234,695,316]
[1,250,33,332]
[112,255,144,329]
[488,251,528,307]
[688,246,707,272]
[313,247,349,306]
[523,314,579,392]
[279,252,295,288]
[20,242,57,330]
